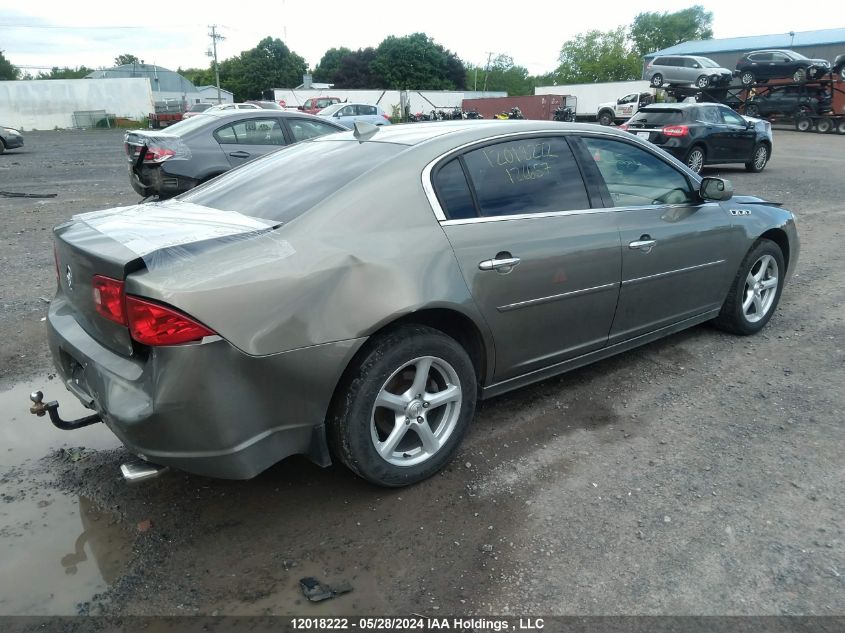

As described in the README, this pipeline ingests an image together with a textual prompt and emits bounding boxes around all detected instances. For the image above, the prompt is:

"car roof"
[312,119,633,147]
[640,102,700,110]
[201,109,326,119]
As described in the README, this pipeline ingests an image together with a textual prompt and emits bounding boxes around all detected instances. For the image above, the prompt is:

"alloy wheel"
[742,254,779,323]
[370,356,463,467]
[687,149,704,173]
[753,145,768,170]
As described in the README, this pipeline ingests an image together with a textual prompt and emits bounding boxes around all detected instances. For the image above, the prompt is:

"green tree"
[179,66,214,87]
[332,48,378,88]
[37,66,93,80]
[630,5,714,56]
[554,27,641,84]
[218,37,307,100]
[313,47,351,83]
[114,53,140,67]
[370,33,465,90]
[0,50,20,80]
[466,54,533,95]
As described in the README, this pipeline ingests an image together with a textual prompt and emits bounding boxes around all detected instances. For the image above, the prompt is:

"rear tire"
[713,239,785,335]
[816,117,833,134]
[327,325,477,487]
[651,74,663,88]
[794,115,813,132]
[837,119,845,135]
[745,143,769,172]
[745,103,760,118]
[0,138,5,155]
[685,145,706,174]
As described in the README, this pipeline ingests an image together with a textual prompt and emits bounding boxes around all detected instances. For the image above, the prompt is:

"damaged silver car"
[36,120,799,487]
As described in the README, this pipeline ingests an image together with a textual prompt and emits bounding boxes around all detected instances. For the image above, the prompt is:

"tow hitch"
[29,390,102,430]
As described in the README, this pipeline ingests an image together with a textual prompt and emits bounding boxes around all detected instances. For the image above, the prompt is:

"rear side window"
[358,105,377,116]
[629,109,686,126]
[214,119,285,145]
[434,159,477,220]
[652,57,666,66]
[182,140,405,222]
[696,106,721,124]
[461,136,590,217]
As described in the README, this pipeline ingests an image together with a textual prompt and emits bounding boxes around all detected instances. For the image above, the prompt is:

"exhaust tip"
[120,460,168,483]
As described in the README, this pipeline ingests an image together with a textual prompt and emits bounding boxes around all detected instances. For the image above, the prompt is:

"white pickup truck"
[596,92,656,126]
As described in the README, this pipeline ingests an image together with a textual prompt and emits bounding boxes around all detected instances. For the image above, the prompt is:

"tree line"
[0,6,712,99]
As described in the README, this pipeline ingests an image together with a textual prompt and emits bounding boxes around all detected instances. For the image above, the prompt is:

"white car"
[317,103,391,128]
[205,103,262,114]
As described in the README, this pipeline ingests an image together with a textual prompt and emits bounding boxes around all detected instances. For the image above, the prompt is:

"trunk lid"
[54,201,276,356]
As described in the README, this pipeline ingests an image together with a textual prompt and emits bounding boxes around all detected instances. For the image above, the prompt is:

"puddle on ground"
[0,377,131,615]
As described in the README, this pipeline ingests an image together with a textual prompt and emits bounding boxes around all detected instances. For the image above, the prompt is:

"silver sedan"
[41,120,798,486]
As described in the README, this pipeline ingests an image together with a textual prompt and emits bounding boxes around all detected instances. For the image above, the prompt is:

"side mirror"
[746,120,755,128]
[700,177,733,201]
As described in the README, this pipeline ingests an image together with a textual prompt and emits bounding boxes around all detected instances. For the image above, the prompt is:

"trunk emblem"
[65,265,74,291]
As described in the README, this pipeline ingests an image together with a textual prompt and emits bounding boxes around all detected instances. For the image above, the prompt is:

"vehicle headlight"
[3,127,21,136]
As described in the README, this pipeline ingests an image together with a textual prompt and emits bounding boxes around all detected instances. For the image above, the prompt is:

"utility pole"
[207,25,225,104]
[482,52,493,93]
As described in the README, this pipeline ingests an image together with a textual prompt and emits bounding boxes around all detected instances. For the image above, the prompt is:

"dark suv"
[124,110,345,198]
[621,103,772,174]
[736,49,831,86]
[744,85,822,119]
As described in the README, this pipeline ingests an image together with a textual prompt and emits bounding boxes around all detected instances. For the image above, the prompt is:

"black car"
[736,49,831,86]
[744,85,821,119]
[124,110,345,198]
[834,53,845,78]
[621,103,772,174]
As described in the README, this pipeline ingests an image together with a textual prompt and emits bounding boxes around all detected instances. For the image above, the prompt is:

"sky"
[0,1,841,77]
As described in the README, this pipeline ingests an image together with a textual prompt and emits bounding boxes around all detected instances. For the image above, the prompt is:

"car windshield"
[786,51,807,60]
[180,139,405,223]
[629,109,686,125]
[698,58,719,68]
[318,104,344,116]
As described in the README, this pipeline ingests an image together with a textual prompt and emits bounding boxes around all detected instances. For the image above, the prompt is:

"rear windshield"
[158,114,214,136]
[180,139,405,223]
[629,109,686,125]
[189,103,212,112]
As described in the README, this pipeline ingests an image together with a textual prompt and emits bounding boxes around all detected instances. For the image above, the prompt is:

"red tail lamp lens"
[126,296,215,346]
[662,125,689,137]
[92,275,127,325]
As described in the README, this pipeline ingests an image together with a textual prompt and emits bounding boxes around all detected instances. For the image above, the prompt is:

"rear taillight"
[92,275,127,325]
[382,113,390,120]
[53,244,60,283]
[143,146,175,163]
[662,125,689,137]
[619,123,630,131]
[126,296,215,346]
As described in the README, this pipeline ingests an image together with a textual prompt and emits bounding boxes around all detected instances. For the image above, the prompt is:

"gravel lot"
[0,129,842,617]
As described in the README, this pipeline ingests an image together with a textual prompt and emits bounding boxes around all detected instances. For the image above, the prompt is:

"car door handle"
[228,151,250,158]
[629,237,657,252]
[479,256,521,271]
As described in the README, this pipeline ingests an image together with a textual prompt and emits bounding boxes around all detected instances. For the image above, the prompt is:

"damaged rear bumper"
[45,294,366,479]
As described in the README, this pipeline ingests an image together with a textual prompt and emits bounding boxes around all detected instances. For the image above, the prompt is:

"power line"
[0,23,200,30]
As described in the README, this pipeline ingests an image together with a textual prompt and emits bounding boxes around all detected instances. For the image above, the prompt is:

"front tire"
[740,71,755,86]
[598,110,614,126]
[793,67,808,83]
[685,145,706,173]
[745,142,769,172]
[0,138,5,155]
[745,103,760,118]
[328,325,477,487]
[713,239,785,335]
[695,75,710,89]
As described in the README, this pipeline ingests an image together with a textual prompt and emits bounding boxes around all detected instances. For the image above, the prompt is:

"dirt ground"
[0,129,842,617]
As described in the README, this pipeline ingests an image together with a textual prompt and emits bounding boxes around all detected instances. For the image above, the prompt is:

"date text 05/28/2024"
[290,617,545,630]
